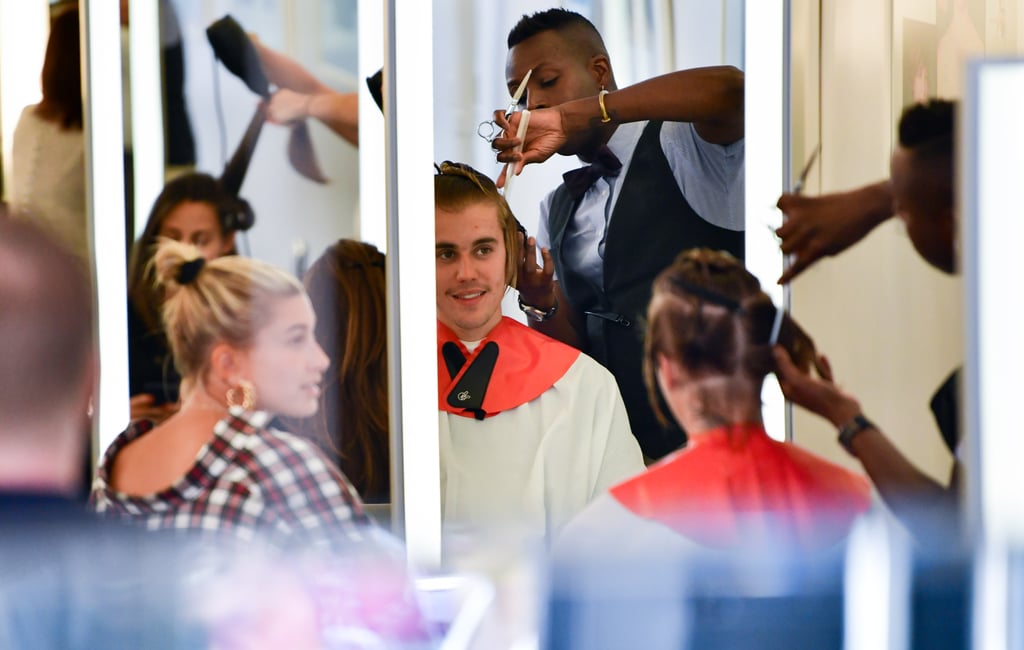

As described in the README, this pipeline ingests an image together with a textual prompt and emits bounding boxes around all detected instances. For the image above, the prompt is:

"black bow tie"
[562,146,623,199]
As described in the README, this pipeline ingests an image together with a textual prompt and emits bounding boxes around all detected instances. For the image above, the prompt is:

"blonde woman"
[92,240,368,547]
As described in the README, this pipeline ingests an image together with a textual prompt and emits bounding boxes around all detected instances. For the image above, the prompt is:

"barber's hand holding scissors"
[776,190,882,284]
[492,107,569,188]
[774,144,872,285]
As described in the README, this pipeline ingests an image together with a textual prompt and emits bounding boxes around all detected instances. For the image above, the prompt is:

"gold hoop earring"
[226,380,256,411]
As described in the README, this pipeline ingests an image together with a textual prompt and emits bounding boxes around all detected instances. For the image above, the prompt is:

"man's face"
[506,30,603,155]
[435,201,508,341]
[890,146,956,274]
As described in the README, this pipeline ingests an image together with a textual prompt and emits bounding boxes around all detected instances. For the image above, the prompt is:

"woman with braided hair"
[555,248,871,555]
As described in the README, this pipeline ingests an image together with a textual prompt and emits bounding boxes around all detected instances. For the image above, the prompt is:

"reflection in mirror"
[118,2,390,511]
[429,1,746,545]
[5,5,87,263]
[0,1,92,495]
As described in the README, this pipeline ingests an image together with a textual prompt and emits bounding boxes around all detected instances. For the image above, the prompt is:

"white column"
[744,0,788,441]
[384,0,441,568]
[81,0,130,455]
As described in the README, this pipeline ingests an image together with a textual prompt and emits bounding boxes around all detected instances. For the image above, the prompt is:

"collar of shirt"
[97,408,272,510]
[564,121,647,275]
[591,121,646,202]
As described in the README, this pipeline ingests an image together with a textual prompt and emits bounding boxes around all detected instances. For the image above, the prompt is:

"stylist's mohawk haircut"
[507,8,601,48]
[898,99,955,156]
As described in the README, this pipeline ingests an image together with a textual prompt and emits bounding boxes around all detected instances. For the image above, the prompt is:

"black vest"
[547,121,744,459]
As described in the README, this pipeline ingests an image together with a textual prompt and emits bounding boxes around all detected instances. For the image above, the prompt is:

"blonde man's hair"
[434,161,520,288]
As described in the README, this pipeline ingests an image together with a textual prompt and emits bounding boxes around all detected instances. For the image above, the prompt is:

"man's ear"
[589,54,612,89]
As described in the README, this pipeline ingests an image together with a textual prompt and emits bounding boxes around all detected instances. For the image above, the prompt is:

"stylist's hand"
[772,346,859,427]
[515,234,556,310]
[775,190,887,284]
[493,107,567,187]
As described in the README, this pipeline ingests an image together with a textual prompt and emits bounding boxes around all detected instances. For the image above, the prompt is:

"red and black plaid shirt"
[90,408,370,549]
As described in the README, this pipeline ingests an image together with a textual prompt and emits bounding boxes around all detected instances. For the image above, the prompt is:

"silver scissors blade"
[792,144,820,195]
[504,68,533,119]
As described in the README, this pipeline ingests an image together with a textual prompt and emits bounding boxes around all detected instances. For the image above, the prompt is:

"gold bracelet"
[598,89,611,123]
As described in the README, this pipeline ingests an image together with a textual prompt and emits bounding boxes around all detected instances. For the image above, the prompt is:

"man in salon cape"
[434,162,644,539]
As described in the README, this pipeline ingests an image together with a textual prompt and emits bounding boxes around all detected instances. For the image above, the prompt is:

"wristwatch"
[518,294,558,322]
[837,414,875,455]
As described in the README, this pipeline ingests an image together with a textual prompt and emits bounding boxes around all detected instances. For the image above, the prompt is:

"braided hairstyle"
[643,248,822,426]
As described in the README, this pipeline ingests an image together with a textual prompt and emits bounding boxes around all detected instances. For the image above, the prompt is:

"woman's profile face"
[159,201,235,262]
[244,293,330,418]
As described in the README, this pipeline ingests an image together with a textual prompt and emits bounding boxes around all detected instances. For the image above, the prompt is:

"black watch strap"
[837,414,874,455]
[518,294,558,322]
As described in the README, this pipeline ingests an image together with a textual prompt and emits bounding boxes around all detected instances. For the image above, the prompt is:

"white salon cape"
[438,324,644,540]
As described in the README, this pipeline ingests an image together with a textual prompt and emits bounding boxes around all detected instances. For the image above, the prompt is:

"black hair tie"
[177,257,206,285]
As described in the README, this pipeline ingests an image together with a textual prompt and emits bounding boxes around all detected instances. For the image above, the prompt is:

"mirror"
[119,1,387,509]
[428,0,746,545]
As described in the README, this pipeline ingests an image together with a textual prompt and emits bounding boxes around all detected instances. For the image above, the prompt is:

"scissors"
[791,144,820,195]
[768,145,822,244]
[477,68,533,143]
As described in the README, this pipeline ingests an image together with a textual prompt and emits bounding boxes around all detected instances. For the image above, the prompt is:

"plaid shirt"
[90,408,370,549]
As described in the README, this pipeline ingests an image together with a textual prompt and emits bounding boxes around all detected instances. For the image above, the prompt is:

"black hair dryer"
[206,15,327,193]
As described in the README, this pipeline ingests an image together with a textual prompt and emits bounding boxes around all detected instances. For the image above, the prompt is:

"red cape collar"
[437,318,579,419]
[611,423,871,549]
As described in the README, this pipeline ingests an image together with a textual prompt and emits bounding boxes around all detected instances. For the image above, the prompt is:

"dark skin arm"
[773,346,960,542]
[494,66,744,184]
[516,234,586,349]
[775,180,894,284]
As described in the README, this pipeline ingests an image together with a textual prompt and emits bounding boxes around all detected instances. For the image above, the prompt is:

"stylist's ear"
[589,54,611,89]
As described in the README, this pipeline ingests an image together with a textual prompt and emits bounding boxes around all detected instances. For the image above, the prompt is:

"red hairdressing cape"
[437,318,579,420]
[611,423,872,549]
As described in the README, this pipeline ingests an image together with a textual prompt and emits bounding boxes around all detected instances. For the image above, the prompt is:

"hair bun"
[176,257,206,285]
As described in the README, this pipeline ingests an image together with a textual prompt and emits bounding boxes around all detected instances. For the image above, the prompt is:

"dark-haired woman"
[9,8,87,261]
[127,173,252,422]
[289,240,390,504]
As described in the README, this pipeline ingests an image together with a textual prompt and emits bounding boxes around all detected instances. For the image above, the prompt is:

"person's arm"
[775,180,894,284]
[265,89,359,146]
[253,38,331,95]
[515,235,586,350]
[772,346,959,540]
[494,66,744,182]
[253,38,359,146]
